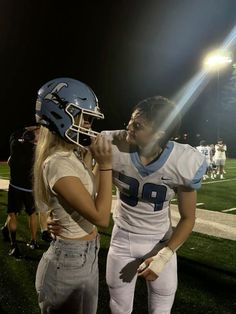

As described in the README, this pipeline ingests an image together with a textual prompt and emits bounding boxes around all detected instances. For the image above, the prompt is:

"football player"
[214,139,227,179]
[102,96,207,314]
[196,140,214,179]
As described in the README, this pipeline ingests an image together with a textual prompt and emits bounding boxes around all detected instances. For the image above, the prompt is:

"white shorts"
[215,159,226,166]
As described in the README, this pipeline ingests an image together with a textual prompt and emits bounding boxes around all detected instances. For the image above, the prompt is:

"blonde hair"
[33,126,76,209]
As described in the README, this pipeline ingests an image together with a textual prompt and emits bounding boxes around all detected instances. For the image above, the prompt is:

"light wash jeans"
[35,235,100,314]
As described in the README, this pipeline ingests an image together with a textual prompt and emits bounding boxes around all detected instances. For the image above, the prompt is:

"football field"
[0,160,235,313]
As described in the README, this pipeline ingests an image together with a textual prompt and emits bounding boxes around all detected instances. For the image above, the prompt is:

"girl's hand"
[90,134,112,169]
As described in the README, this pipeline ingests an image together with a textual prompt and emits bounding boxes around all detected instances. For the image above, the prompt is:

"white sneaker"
[220,174,224,179]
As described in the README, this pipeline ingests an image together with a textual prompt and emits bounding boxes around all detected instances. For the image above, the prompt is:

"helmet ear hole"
[21,130,35,142]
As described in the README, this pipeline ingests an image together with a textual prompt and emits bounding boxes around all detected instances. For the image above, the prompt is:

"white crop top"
[43,150,96,239]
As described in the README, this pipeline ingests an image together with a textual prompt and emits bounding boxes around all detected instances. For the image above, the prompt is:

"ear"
[153,130,165,141]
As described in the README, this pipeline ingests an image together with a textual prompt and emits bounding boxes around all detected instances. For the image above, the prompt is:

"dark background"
[0,0,236,159]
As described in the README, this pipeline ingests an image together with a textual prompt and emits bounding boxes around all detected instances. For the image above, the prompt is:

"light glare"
[204,51,232,70]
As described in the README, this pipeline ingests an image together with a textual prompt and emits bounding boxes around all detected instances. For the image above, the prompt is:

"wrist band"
[99,168,112,171]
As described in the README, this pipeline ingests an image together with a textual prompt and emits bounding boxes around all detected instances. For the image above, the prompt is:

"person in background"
[196,140,214,180]
[1,126,53,251]
[33,77,112,314]
[1,126,40,258]
[214,139,227,179]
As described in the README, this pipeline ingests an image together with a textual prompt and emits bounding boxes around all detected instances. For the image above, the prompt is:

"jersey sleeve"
[190,158,208,189]
[175,144,207,190]
[101,130,127,141]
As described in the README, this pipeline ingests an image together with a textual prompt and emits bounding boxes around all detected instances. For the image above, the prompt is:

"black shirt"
[8,129,35,190]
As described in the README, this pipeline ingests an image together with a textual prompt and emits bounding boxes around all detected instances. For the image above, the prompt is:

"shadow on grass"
[97,249,236,314]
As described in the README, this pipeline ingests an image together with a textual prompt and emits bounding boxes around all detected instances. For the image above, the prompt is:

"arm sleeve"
[189,158,208,189]
[176,145,208,190]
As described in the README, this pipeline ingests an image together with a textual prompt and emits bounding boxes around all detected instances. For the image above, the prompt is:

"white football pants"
[106,224,177,314]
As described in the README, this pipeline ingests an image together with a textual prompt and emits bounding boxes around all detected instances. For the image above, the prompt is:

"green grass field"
[0,161,236,313]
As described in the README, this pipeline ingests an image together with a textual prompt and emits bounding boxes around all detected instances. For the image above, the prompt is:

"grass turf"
[0,161,236,313]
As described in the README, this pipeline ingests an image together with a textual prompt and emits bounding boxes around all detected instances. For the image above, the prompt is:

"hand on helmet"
[90,134,112,169]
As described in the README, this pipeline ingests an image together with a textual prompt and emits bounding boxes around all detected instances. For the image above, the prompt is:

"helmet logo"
[44,83,68,105]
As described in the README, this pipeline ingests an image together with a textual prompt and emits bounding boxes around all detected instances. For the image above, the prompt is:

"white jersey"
[214,144,227,160]
[196,145,212,165]
[102,130,207,236]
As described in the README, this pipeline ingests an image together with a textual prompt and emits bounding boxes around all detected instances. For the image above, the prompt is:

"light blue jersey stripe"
[130,141,174,177]
[189,159,208,190]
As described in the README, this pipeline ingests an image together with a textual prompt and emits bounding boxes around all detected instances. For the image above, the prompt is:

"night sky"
[0,0,236,159]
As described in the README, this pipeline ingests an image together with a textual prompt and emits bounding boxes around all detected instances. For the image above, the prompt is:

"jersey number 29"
[118,173,167,211]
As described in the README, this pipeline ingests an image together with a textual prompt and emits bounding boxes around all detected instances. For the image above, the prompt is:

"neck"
[138,145,163,166]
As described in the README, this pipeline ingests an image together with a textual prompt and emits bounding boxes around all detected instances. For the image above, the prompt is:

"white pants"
[106,224,177,314]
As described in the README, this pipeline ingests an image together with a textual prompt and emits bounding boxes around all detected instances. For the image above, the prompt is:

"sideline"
[1,179,235,241]
[0,179,9,191]
[170,204,236,241]
[111,197,236,241]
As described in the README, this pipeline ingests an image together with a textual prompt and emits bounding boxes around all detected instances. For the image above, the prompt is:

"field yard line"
[0,179,9,190]
[171,204,236,240]
[222,208,236,212]
[202,178,236,185]
[111,197,236,240]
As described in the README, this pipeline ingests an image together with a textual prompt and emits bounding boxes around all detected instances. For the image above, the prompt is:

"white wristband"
[148,246,174,276]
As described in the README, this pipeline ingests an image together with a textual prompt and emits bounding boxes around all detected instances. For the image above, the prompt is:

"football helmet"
[35,77,104,146]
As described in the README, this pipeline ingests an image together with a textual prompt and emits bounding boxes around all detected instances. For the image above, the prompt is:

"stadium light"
[203,51,232,70]
[203,50,232,139]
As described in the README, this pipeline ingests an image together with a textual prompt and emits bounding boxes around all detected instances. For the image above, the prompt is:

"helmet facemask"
[65,103,104,147]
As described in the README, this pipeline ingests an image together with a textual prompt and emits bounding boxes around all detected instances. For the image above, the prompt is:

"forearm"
[95,169,113,227]
[138,209,195,280]
[166,215,195,251]
[166,188,196,251]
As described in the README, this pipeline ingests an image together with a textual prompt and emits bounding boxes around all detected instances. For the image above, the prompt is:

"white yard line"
[170,205,236,241]
[202,178,236,185]
[0,179,9,190]
[222,208,236,213]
